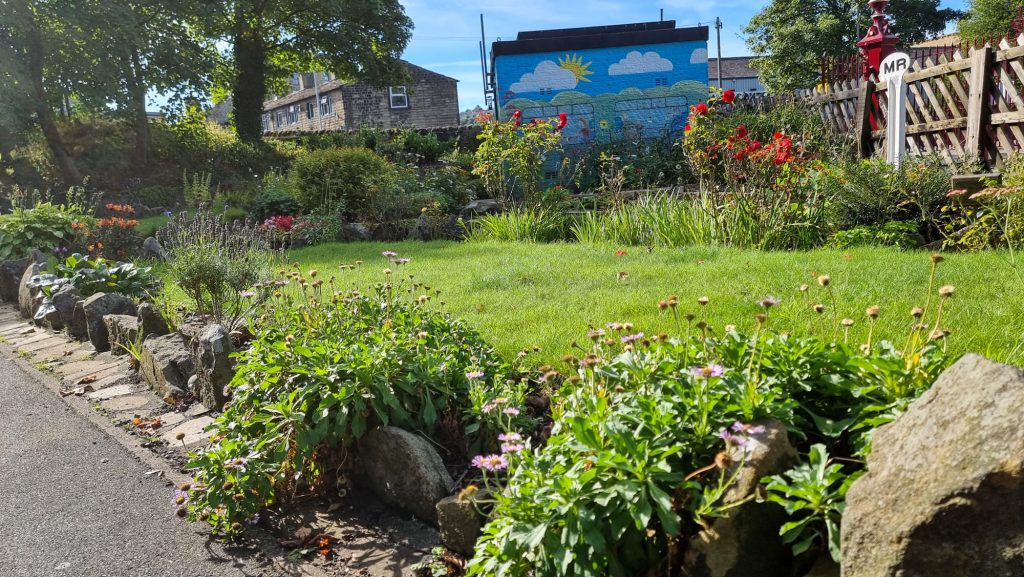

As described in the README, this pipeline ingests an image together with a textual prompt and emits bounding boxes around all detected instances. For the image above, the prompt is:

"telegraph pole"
[715,17,723,89]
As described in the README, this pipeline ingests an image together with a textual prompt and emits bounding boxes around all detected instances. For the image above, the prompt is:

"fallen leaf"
[73,385,94,396]
[76,374,98,385]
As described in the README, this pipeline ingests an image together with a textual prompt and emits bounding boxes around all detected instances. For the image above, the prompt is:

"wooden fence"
[775,34,1024,169]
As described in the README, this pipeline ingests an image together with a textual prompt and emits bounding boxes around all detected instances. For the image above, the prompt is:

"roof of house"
[707,56,758,79]
[492,20,709,57]
[913,34,960,48]
[264,61,456,111]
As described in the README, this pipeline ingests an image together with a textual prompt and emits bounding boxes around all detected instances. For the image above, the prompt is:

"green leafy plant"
[251,171,302,222]
[829,220,921,249]
[473,111,563,206]
[184,264,507,534]
[28,253,162,325]
[0,202,91,260]
[289,146,392,217]
[764,444,859,562]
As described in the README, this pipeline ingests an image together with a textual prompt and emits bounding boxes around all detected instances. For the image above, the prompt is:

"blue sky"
[398,0,969,110]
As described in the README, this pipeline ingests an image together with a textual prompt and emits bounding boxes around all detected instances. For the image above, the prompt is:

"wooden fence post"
[965,46,994,163]
[854,80,876,158]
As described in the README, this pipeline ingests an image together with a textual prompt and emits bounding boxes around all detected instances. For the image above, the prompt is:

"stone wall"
[341,65,459,129]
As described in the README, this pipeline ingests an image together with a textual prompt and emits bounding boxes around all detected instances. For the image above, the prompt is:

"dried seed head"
[799,284,810,292]
[697,296,710,306]
[841,318,854,327]
[928,329,947,341]
[866,305,880,319]
[938,285,955,298]
[755,313,768,324]
[714,451,731,469]
[614,384,626,393]
[817,275,830,287]
[684,313,696,322]
[911,307,924,318]
[695,321,708,330]
[658,300,669,310]
[813,304,825,314]
[175,432,186,441]
[724,324,736,333]
[930,253,944,263]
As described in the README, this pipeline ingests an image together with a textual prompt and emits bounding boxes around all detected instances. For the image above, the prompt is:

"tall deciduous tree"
[200,0,413,143]
[959,0,1024,41]
[744,0,962,92]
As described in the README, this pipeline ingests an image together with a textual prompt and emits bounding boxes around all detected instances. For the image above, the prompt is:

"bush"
[829,220,922,249]
[250,172,301,222]
[158,210,278,328]
[85,203,142,260]
[289,147,392,217]
[30,252,161,300]
[0,202,92,260]
[817,156,953,233]
[184,266,507,533]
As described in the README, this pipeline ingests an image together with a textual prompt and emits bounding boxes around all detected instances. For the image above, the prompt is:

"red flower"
[747,140,762,152]
[735,124,748,138]
[684,124,691,133]
[695,103,709,115]
[615,250,627,256]
[722,89,736,104]
[773,131,784,140]
[555,112,568,131]
[512,109,522,119]
[733,151,746,161]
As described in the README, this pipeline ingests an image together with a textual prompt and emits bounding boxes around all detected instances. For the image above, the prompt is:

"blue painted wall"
[494,41,708,144]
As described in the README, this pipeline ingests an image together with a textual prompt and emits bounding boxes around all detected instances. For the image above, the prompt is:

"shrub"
[30,252,161,300]
[289,147,392,217]
[0,202,92,260]
[941,152,1024,251]
[829,220,921,249]
[184,265,506,533]
[85,203,142,260]
[292,213,344,245]
[817,155,952,233]
[158,210,278,328]
[250,172,301,222]
[473,111,564,206]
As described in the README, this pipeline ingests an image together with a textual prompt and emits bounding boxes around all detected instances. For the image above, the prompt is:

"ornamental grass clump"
[184,262,507,534]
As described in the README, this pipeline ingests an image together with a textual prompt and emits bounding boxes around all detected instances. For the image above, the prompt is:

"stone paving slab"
[87,384,135,400]
[161,415,215,448]
[7,331,64,347]
[63,363,126,385]
[18,336,74,353]
[101,394,153,412]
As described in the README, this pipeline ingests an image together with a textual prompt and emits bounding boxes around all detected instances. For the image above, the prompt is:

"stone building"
[492,20,709,144]
[262,62,459,133]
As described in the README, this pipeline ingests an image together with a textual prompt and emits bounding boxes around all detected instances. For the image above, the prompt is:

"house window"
[655,78,668,86]
[388,86,409,109]
[276,111,286,127]
[288,105,299,124]
[320,94,334,116]
[306,102,315,119]
[261,113,270,132]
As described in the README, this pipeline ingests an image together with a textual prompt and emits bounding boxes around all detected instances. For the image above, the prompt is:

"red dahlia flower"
[722,89,736,104]
[735,124,748,138]
[695,103,709,115]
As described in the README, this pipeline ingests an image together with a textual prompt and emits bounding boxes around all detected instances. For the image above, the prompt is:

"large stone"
[190,324,234,410]
[70,300,88,340]
[142,236,169,261]
[137,302,170,338]
[0,257,31,302]
[82,293,137,352]
[17,260,43,319]
[436,494,488,556]
[52,285,84,338]
[341,222,371,241]
[843,354,1024,577]
[460,199,501,217]
[139,333,194,400]
[359,426,455,524]
[103,314,140,356]
[683,419,798,577]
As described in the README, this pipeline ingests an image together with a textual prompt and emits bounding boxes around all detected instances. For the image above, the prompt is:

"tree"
[744,0,962,92]
[959,0,1024,41]
[198,0,414,143]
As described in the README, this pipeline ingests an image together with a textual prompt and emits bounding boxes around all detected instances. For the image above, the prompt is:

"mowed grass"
[278,241,1024,366]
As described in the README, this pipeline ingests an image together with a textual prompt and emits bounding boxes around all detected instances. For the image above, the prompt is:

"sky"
[397,0,970,110]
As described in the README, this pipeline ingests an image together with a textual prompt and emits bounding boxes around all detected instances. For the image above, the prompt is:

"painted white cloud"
[690,48,708,64]
[608,51,674,76]
[509,61,578,93]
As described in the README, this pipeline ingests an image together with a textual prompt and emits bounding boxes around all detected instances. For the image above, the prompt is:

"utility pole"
[715,17,723,90]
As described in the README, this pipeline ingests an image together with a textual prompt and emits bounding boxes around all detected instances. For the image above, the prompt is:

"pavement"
[0,345,286,577]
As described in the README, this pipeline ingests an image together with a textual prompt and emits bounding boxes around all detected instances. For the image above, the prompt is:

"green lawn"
[277,241,1024,365]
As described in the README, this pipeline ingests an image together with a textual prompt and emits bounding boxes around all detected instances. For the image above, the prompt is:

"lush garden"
[2,89,1024,576]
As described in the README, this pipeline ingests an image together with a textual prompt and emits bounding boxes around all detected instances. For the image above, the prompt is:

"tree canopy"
[959,0,1024,40]
[744,0,962,92]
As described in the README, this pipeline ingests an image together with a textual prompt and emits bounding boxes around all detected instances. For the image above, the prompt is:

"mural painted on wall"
[495,41,708,144]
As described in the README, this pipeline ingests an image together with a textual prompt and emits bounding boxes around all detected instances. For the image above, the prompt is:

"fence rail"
[789,34,1024,168]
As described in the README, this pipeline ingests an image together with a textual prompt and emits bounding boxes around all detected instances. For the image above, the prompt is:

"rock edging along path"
[0,304,436,577]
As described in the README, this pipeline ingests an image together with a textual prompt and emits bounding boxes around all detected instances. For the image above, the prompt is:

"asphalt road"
[0,355,283,577]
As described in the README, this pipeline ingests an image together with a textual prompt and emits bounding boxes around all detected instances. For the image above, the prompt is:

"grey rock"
[51,285,82,337]
[42,307,63,331]
[436,494,488,556]
[408,213,431,241]
[460,199,501,216]
[684,419,798,577]
[70,300,88,340]
[341,222,371,241]
[17,260,43,319]
[139,333,195,399]
[190,324,234,410]
[137,303,170,338]
[82,293,137,352]
[842,354,1024,577]
[0,257,31,302]
[142,236,169,261]
[359,426,455,523]
[103,315,140,356]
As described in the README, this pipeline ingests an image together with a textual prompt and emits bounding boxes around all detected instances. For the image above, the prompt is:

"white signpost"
[879,51,912,167]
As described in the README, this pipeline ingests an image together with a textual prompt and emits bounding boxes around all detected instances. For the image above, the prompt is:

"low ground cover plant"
[0,201,92,260]
[28,252,162,323]
[183,258,507,533]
